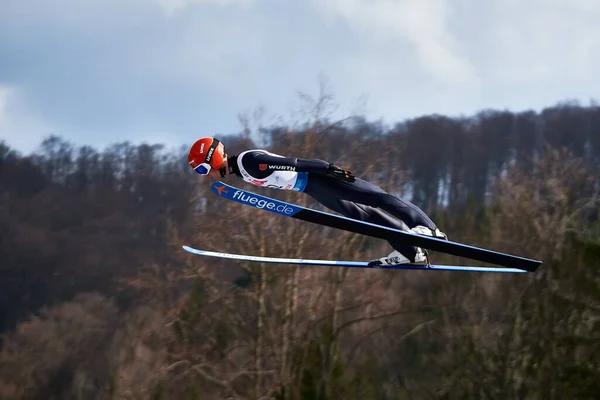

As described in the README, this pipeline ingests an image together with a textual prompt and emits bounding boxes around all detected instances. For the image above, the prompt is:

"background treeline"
[0,99,599,399]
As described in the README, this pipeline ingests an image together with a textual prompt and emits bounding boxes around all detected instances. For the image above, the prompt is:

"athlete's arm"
[243,151,356,181]
[247,151,329,172]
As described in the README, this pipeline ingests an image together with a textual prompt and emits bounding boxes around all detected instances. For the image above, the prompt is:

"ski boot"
[368,247,429,267]
[410,225,448,240]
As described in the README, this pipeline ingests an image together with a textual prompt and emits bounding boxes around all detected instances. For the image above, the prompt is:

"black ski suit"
[227,151,438,261]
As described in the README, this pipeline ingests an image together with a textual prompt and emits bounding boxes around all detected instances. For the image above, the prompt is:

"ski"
[209,181,543,272]
[182,245,528,273]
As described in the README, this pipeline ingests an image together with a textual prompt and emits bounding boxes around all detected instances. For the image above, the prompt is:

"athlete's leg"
[306,174,437,229]
[304,176,420,261]
[347,178,438,230]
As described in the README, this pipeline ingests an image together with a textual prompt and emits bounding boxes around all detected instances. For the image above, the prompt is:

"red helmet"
[188,137,226,175]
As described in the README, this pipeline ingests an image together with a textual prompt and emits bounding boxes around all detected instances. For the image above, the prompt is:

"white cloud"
[313,0,600,119]
[0,84,13,131]
[480,0,600,84]
[0,85,56,154]
[155,0,256,16]
[316,0,479,86]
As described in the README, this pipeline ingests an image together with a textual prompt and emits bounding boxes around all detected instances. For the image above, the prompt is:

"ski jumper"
[227,150,438,261]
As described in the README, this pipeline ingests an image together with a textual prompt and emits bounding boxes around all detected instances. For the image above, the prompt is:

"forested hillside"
[1,101,599,399]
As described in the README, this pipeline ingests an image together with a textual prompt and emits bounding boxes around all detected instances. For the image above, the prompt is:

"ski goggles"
[194,163,211,175]
[193,139,220,175]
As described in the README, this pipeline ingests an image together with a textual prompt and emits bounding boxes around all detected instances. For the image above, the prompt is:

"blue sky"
[1,0,599,154]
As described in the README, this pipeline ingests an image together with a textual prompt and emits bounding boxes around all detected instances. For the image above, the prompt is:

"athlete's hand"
[327,164,356,182]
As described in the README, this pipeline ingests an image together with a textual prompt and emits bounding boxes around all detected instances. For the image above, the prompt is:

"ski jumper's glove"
[327,164,356,182]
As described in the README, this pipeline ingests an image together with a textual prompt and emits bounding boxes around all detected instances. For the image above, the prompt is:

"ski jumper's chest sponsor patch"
[236,150,308,191]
